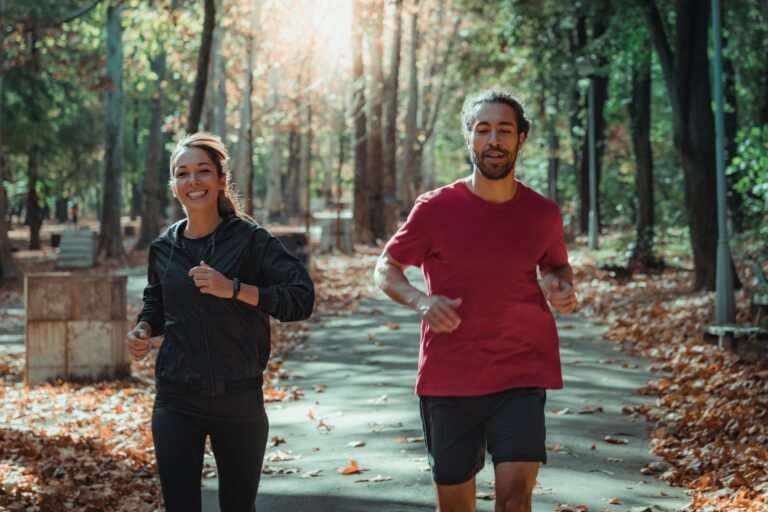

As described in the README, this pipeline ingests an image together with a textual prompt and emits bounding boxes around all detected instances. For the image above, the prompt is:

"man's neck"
[184,211,223,239]
[465,169,518,203]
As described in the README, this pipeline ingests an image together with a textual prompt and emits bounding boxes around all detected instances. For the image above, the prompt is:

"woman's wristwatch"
[232,277,241,300]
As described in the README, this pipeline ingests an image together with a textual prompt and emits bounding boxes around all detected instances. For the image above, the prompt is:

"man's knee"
[497,493,532,512]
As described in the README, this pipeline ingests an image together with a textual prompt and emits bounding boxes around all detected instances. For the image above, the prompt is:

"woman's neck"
[184,211,223,239]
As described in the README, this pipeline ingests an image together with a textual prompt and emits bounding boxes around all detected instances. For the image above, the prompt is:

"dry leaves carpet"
[573,250,767,512]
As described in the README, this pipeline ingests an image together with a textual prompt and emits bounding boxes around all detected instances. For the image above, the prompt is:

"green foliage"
[728,125,768,236]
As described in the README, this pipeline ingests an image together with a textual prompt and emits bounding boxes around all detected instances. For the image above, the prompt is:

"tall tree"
[382,0,402,237]
[400,1,419,214]
[366,0,385,240]
[98,0,125,258]
[641,0,737,289]
[135,49,167,250]
[186,0,216,133]
[578,5,609,234]
[0,0,20,280]
[234,0,260,218]
[351,0,371,242]
[265,64,283,222]
[627,41,656,268]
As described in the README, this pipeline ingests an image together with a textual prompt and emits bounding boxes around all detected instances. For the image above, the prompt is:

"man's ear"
[518,132,526,149]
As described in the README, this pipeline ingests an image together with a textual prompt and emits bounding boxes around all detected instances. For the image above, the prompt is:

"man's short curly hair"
[461,89,531,138]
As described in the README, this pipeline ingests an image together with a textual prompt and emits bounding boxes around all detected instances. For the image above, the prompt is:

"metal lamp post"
[711,0,735,325]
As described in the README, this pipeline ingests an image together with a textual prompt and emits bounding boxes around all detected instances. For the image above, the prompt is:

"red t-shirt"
[385,179,569,396]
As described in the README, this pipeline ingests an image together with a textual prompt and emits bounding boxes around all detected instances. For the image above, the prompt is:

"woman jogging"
[126,132,314,512]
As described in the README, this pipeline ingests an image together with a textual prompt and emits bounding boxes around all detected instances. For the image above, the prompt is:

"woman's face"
[171,147,225,215]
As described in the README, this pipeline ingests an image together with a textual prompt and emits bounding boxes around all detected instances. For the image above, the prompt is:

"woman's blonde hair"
[169,132,249,219]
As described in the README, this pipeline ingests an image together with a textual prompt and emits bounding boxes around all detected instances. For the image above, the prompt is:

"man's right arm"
[374,251,462,333]
[374,251,426,309]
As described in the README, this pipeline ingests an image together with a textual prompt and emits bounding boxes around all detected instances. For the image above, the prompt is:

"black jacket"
[138,215,314,396]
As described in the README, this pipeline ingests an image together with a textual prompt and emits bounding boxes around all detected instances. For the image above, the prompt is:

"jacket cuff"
[137,314,164,337]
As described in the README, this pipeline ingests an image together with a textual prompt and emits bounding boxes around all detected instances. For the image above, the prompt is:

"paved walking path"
[187,268,690,512]
[0,267,690,511]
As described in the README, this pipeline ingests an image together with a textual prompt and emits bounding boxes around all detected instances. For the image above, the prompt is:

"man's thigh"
[484,387,547,466]
[420,395,487,485]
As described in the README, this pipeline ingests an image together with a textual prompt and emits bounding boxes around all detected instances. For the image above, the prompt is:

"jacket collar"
[162,214,239,250]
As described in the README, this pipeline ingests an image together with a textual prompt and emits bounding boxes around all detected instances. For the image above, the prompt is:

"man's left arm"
[541,263,576,314]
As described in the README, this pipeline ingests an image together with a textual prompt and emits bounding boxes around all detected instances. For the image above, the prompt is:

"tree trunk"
[382,0,402,236]
[202,0,223,133]
[234,0,259,217]
[569,16,587,230]
[367,0,385,241]
[0,0,20,280]
[400,3,419,217]
[642,0,738,290]
[547,133,559,202]
[628,48,656,268]
[26,153,43,250]
[299,103,312,224]
[578,15,608,234]
[99,1,126,258]
[135,50,166,250]
[186,0,216,133]
[578,73,608,233]
[265,65,282,223]
[352,0,371,243]
[285,129,301,217]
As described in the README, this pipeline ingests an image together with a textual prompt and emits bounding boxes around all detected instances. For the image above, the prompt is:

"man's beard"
[470,148,518,181]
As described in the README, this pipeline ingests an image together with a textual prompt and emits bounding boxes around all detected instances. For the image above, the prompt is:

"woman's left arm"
[252,237,315,322]
[189,236,315,321]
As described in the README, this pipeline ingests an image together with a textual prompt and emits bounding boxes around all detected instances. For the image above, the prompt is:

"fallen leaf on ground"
[301,469,322,478]
[606,457,623,463]
[355,474,392,483]
[579,406,604,414]
[268,436,286,447]
[554,505,589,512]
[267,450,299,462]
[604,436,629,445]
[607,498,621,505]
[545,443,562,452]
[347,440,366,448]
[262,465,301,475]
[385,321,400,330]
[340,460,361,475]
[395,436,424,444]
[551,408,571,415]
[477,492,495,500]
[314,384,327,393]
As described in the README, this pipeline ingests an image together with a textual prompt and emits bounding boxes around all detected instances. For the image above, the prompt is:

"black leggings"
[151,406,269,512]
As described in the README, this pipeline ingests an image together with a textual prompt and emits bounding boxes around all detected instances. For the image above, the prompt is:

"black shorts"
[419,387,547,485]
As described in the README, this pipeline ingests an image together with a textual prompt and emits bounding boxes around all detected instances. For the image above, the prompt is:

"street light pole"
[711,0,735,325]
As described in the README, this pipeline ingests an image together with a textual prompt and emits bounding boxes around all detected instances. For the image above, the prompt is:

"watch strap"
[232,277,241,300]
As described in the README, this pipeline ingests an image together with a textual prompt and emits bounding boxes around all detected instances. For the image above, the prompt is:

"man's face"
[466,102,525,181]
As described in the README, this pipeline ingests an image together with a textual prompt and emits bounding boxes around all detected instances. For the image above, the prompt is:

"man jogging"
[374,89,576,512]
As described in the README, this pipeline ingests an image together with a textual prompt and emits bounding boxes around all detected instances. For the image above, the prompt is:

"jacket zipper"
[200,304,217,395]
